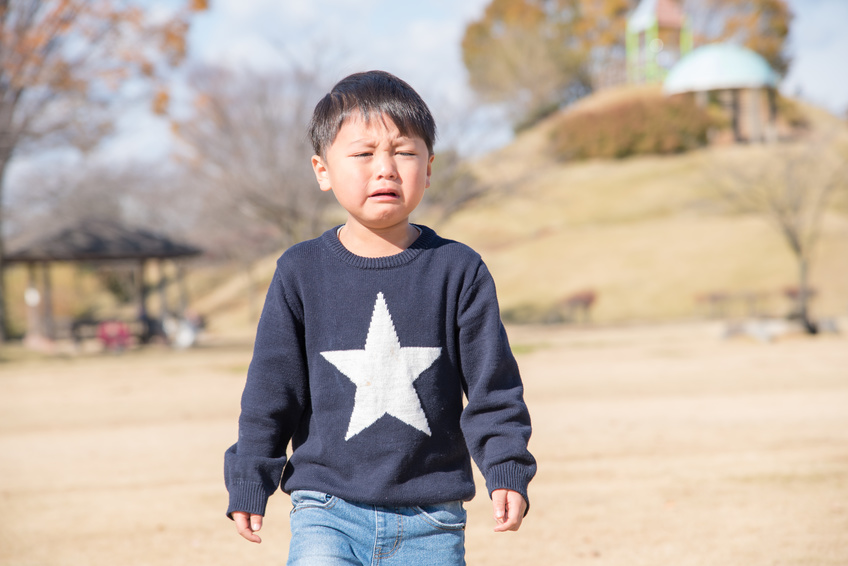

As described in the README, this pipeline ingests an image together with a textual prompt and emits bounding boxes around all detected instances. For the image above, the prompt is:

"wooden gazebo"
[4,220,202,347]
[663,43,780,143]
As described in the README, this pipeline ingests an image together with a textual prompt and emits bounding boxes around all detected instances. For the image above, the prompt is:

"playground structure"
[626,0,693,84]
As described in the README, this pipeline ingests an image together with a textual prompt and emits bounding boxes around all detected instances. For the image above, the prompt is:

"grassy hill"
[425,90,848,325]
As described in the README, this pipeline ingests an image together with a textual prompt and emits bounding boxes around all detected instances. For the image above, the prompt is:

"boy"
[225,70,535,565]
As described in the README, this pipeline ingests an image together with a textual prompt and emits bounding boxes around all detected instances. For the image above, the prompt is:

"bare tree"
[710,136,848,333]
[8,160,192,241]
[0,0,205,340]
[172,64,335,260]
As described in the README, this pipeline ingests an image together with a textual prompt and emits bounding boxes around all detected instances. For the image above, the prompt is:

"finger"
[509,491,527,525]
[251,514,263,533]
[491,489,507,525]
[493,509,516,532]
[234,512,262,543]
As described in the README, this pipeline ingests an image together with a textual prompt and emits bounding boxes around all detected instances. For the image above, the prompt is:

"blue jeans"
[287,490,466,565]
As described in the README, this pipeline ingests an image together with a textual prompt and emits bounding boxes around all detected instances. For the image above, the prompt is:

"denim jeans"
[287,490,466,565]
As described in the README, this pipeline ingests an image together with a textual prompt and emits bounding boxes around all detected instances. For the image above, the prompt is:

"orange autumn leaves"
[0,0,206,118]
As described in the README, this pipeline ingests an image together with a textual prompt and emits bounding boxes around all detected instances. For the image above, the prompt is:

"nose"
[375,152,398,180]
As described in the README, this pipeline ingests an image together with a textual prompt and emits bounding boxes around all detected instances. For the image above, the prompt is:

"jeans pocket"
[290,490,336,515]
[414,501,467,531]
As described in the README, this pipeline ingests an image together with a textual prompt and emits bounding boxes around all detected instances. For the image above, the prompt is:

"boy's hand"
[492,489,527,532]
[233,511,263,543]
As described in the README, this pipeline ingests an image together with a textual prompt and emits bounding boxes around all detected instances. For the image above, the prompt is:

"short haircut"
[308,70,437,158]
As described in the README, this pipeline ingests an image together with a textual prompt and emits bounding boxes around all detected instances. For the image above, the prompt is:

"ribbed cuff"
[485,461,534,515]
[226,481,271,519]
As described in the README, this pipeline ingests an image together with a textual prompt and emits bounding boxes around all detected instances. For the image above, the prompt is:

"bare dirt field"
[2,320,847,566]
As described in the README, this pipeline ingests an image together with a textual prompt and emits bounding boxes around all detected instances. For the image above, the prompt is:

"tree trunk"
[0,228,6,342]
[797,256,818,334]
[0,149,10,343]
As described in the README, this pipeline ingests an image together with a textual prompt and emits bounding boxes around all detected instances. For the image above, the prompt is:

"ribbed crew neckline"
[321,224,437,269]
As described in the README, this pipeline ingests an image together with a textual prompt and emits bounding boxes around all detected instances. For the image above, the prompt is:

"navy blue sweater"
[225,225,535,517]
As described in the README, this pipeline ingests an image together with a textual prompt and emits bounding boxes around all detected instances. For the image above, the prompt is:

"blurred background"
[0,0,845,345]
[1,1,847,565]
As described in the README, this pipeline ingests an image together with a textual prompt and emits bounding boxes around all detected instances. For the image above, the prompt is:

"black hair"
[308,70,437,158]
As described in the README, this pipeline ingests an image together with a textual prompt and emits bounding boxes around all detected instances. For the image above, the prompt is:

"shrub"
[551,92,715,161]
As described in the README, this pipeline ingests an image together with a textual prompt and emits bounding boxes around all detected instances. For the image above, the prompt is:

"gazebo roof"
[4,220,203,264]
[663,43,779,94]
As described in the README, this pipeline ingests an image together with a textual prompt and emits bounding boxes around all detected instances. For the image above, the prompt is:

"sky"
[187,0,491,109]
[181,0,502,154]
[782,0,848,114]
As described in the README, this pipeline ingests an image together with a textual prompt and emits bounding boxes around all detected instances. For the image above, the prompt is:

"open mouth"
[370,189,399,199]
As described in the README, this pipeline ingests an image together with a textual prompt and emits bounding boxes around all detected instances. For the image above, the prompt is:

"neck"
[338,221,420,258]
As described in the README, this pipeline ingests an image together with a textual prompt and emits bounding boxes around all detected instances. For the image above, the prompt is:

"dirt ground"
[1,320,847,566]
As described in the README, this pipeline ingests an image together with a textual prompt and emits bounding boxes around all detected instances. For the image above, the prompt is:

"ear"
[312,155,332,192]
[425,154,435,189]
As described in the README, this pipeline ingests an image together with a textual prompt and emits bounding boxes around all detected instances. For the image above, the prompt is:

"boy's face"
[312,112,434,233]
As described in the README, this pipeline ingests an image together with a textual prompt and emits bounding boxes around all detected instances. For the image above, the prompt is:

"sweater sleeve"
[457,262,536,509]
[224,266,309,518]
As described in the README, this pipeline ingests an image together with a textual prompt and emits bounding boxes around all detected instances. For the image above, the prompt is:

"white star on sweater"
[321,292,441,440]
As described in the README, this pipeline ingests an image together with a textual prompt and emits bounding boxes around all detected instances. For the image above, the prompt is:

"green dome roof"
[663,43,778,94]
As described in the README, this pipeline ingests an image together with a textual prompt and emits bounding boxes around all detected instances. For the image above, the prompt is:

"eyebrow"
[347,136,416,146]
